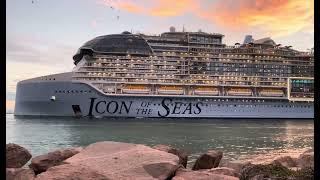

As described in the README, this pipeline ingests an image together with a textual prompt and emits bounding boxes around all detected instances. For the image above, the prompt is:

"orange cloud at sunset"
[149,0,199,17]
[102,0,313,37]
[200,0,314,37]
[116,1,147,14]
[105,0,199,17]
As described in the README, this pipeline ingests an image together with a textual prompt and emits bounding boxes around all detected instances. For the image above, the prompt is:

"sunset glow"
[104,0,313,37]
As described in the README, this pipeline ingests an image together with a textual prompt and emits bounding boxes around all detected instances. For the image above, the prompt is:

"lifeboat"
[103,87,115,93]
[260,89,284,97]
[194,87,219,96]
[122,85,150,94]
[158,86,184,95]
[227,88,252,96]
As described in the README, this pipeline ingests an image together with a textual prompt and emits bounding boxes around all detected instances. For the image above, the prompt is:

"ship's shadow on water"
[8,114,314,163]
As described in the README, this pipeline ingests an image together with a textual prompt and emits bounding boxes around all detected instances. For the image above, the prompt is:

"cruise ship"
[14,27,314,118]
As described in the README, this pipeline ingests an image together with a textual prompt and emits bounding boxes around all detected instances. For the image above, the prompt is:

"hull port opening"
[72,105,82,117]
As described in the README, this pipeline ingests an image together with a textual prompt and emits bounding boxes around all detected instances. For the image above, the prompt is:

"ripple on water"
[6,114,314,165]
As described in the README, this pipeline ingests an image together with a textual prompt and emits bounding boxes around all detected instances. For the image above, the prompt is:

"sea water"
[6,114,314,164]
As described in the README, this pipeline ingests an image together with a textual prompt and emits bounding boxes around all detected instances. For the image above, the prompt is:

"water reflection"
[7,114,313,163]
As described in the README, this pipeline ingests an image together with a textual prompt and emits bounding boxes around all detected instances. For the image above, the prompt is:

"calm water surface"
[6,114,314,164]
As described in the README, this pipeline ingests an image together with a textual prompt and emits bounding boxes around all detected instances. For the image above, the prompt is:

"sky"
[6,0,314,111]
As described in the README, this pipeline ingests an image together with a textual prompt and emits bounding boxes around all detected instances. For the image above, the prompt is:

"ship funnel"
[243,35,253,44]
[169,26,176,32]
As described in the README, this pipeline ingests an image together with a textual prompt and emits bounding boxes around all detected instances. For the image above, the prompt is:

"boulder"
[153,144,188,167]
[39,141,180,180]
[29,147,83,174]
[239,163,294,180]
[35,164,109,180]
[202,167,240,177]
[297,149,314,169]
[219,160,251,173]
[6,168,35,180]
[192,150,223,170]
[272,156,298,168]
[173,167,239,180]
[6,143,32,168]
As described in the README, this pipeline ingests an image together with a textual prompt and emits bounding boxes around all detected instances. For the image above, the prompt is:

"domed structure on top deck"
[73,32,153,65]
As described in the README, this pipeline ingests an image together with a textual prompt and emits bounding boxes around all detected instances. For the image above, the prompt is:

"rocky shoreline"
[6,141,313,180]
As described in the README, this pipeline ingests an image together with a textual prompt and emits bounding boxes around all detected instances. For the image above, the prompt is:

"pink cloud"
[99,0,313,37]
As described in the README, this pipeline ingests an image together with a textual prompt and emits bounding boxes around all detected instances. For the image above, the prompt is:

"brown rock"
[173,167,239,180]
[219,160,251,173]
[203,167,240,177]
[6,168,35,180]
[35,164,109,180]
[192,150,223,170]
[6,143,32,168]
[153,144,188,167]
[39,141,180,180]
[297,149,314,168]
[29,147,83,174]
[272,156,298,168]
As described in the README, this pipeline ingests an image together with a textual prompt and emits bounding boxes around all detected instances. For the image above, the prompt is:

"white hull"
[14,74,314,119]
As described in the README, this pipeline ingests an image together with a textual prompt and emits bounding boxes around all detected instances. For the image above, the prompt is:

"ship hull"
[14,81,314,118]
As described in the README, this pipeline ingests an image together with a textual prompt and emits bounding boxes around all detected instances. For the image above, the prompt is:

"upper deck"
[70,29,314,102]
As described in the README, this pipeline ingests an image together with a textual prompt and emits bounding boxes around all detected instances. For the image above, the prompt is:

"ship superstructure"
[14,28,314,118]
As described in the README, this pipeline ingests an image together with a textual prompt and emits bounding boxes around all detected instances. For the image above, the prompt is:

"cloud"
[100,0,313,37]
[6,33,77,94]
[202,0,314,37]
[102,0,199,17]
[6,36,76,65]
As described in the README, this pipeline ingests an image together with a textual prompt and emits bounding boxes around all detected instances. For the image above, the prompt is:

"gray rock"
[297,149,314,169]
[6,168,35,180]
[29,147,83,174]
[6,143,32,168]
[153,144,188,167]
[192,150,223,170]
[272,156,298,168]
[173,167,239,180]
[38,141,180,180]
